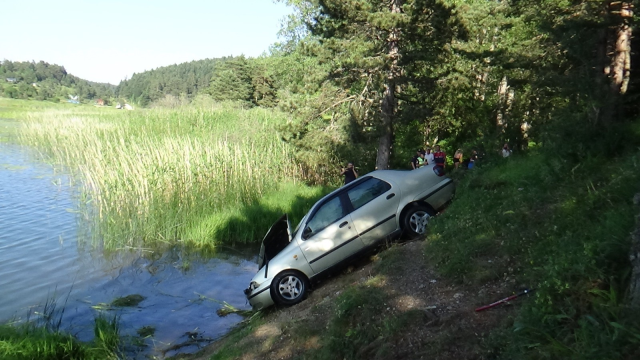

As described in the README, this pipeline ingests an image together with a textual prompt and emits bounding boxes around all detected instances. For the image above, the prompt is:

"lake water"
[0,140,257,358]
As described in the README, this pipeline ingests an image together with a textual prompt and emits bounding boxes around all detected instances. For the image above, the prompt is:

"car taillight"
[433,165,445,176]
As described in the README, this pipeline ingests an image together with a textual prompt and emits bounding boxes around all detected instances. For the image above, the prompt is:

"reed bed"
[15,103,313,249]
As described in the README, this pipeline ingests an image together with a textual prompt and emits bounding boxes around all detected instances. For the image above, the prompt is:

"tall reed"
[16,103,305,248]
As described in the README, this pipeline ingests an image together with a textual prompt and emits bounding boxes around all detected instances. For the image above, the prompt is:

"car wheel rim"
[278,275,303,300]
[409,211,430,234]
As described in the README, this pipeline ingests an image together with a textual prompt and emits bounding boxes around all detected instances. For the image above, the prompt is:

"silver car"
[244,165,454,309]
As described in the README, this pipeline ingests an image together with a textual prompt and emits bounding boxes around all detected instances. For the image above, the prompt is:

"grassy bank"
[0,99,328,249]
[0,315,120,360]
[425,134,640,358]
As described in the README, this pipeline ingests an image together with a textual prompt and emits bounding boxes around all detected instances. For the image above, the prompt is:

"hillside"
[115,58,222,106]
[178,241,511,360]
[114,55,280,108]
[0,60,114,102]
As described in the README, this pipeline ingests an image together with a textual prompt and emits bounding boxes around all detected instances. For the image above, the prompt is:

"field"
[0,99,328,250]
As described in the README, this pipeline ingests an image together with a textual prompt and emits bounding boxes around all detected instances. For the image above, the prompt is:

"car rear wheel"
[403,204,435,238]
[271,270,309,306]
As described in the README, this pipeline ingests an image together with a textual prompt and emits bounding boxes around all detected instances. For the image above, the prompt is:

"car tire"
[271,270,309,306]
[402,204,435,239]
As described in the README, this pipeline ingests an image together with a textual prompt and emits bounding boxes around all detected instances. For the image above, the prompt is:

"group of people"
[340,143,512,184]
[410,145,459,170]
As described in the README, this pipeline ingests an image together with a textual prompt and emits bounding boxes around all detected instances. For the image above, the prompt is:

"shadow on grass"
[183,183,334,249]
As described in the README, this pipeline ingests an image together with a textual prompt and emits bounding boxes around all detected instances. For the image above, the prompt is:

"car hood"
[257,214,292,270]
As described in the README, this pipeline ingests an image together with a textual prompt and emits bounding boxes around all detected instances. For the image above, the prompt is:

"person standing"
[424,148,435,165]
[433,145,446,169]
[468,149,478,169]
[417,151,426,168]
[453,149,463,169]
[501,143,512,158]
[410,149,423,170]
[341,162,358,184]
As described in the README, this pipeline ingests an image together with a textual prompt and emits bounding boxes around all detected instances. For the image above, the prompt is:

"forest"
[0,60,115,102]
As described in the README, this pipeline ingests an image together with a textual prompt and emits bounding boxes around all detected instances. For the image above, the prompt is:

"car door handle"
[386,193,396,200]
[339,221,348,228]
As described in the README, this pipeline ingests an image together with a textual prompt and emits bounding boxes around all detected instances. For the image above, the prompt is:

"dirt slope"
[176,240,521,360]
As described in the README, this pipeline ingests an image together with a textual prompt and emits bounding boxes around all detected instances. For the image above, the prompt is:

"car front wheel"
[271,270,309,306]
[403,204,435,238]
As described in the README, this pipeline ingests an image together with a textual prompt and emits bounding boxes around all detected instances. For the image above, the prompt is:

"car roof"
[317,167,434,205]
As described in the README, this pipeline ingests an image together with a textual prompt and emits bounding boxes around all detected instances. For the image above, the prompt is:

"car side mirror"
[302,226,313,240]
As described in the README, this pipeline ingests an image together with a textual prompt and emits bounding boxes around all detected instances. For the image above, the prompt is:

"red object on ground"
[475,289,534,312]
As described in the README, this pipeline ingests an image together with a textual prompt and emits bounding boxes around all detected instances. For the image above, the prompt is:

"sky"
[0,0,292,84]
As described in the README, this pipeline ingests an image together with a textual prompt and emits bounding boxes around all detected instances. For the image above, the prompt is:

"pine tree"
[207,56,253,104]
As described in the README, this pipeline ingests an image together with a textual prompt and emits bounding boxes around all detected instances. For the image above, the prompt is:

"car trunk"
[257,214,292,270]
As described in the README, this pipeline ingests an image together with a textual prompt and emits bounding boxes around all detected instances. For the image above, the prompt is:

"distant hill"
[0,60,115,103]
[115,58,224,107]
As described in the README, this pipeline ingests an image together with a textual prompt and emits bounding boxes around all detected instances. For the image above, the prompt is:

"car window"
[304,196,345,237]
[347,177,392,211]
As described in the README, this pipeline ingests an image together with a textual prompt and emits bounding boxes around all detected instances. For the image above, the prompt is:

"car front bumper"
[244,285,275,310]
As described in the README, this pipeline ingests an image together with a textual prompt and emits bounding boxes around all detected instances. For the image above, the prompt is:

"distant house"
[124,103,134,110]
[96,99,105,106]
[6,78,17,83]
[67,99,80,104]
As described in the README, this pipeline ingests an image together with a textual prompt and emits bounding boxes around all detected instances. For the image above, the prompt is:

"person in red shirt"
[433,145,446,169]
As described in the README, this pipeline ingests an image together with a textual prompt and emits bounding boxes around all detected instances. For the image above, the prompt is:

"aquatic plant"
[110,294,145,307]
[0,297,120,360]
[9,101,323,249]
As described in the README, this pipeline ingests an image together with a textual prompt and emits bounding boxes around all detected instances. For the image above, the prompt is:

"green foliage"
[0,324,89,360]
[116,58,220,106]
[0,60,114,102]
[425,134,640,358]
[208,56,254,104]
[0,307,119,360]
[116,56,280,108]
[92,315,120,356]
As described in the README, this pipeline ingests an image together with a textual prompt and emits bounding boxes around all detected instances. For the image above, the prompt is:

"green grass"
[0,98,330,249]
[0,313,120,360]
[312,282,398,360]
[425,142,640,358]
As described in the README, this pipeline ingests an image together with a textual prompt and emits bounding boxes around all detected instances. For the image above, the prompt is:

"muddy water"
[0,141,257,358]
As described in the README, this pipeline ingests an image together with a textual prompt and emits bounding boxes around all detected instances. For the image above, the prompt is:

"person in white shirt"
[501,143,512,158]
[424,148,435,165]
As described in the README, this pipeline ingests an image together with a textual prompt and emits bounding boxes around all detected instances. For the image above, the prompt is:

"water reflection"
[0,140,258,358]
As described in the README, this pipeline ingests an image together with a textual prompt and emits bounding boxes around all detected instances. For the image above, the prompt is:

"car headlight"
[249,281,260,291]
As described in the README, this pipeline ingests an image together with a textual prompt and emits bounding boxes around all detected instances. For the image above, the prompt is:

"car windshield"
[291,213,307,238]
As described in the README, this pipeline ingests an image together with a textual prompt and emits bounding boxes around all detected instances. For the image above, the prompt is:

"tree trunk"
[376,0,403,170]
[496,76,509,132]
[609,1,632,95]
[599,1,633,124]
